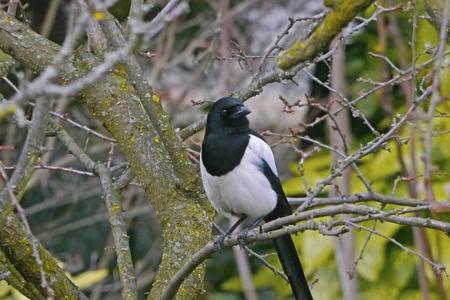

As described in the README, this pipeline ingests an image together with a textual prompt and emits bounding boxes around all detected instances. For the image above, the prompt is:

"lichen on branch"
[277,0,375,70]
[0,9,212,299]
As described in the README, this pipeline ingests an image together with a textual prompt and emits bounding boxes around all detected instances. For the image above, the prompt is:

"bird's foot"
[213,234,227,250]
[237,229,249,245]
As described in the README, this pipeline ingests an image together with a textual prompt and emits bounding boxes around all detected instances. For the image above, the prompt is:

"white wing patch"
[247,134,278,176]
[200,134,278,220]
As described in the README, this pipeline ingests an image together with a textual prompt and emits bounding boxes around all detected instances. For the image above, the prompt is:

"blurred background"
[0,0,449,299]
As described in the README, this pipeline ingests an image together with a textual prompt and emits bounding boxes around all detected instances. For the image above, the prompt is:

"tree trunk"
[0,10,213,299]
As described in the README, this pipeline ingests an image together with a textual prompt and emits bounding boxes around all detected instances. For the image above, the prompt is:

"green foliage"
[206,6,450,298]
[0,268,108,299]
[283,151,331,196]
[70,269,109,289]
[416,14,450,97]
[355,222,400,282]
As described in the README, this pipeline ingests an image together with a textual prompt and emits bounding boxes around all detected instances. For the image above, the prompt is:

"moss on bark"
[79,60,212,299]
[277,0,375,70]
[0,204,88,299]
[0,250,46,300]
[0,10,213,299]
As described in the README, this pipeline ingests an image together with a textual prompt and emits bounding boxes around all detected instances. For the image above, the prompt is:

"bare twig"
[6,0,19,16]
[55,124,137,300]
[423,0,449,203]
[297,87,432,211]
[287,193,447,208]
[160,202,450,299]
[0,163,55,299]
[50,110,116,142]
[346,221,447,274]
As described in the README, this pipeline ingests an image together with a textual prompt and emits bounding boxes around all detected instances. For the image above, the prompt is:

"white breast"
[200,135,278,220]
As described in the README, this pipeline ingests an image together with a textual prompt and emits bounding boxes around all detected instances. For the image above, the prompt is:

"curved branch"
[161,203,450,299]
[5,97,49,199]
[0,96,85,298]
[0,9,212,298]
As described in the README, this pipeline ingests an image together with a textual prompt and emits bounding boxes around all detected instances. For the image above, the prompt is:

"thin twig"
[346,221,447,274]
[160,202,450,299]
[0,163,55,299]
[55,123,138,300]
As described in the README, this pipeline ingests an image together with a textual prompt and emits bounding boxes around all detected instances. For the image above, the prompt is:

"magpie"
[200,97,313,300]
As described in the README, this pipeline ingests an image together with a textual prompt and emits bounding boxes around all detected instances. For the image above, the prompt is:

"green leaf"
[71,269,108,289]
[283,151,331,196]
[0,280,12,298]
[207,292,242,300]
[355,222,401,281]
[388,250,416,288]
[301,231,335,273]
[11,290,29,300]
[221,276,242,293]
[417,18,450,97]
[310,267,341,300]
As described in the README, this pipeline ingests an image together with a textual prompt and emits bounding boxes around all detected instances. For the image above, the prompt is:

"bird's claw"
[237,230,249,245]
[213,234,226,250]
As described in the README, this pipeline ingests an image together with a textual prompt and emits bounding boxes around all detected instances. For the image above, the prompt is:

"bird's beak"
[230,106,251,119]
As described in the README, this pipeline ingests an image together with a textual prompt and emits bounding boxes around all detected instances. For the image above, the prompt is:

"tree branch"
[0,95,85,299]
[0,249,46,300]
[161,202,450,299]
[0,9,212,298]
[0,202,88,299]
[54,123,138,300]
[277,0,375,70]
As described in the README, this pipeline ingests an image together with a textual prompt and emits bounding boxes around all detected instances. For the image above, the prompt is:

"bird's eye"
[221,108,228,115]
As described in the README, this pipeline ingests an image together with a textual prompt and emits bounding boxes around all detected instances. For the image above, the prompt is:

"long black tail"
[261,159,313,299]
[265,196,313,300]
[272,233,313,300]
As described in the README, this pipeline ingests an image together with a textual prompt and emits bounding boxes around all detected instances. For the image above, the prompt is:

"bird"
[200,96,313,300]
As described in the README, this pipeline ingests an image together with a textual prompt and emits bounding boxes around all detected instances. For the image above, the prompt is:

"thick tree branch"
[96,9,202,190]
[0,94,84,298]
[0,249,46,300]
[277,0,375,70]
[0,9,211,299]
[0,49,16,76]
[0,203,88,300]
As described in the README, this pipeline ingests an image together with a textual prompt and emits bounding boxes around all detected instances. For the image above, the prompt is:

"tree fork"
[0,10,212,299]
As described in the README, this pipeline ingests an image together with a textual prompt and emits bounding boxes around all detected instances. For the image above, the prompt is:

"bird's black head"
[206,97,251,134]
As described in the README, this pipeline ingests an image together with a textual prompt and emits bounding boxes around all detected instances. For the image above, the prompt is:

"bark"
[0,50,16,77]
[0,81,86,297]
[0,9,212,299]
[0,249,46,300]
[55,124,138,300]
[0,204,89,300]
